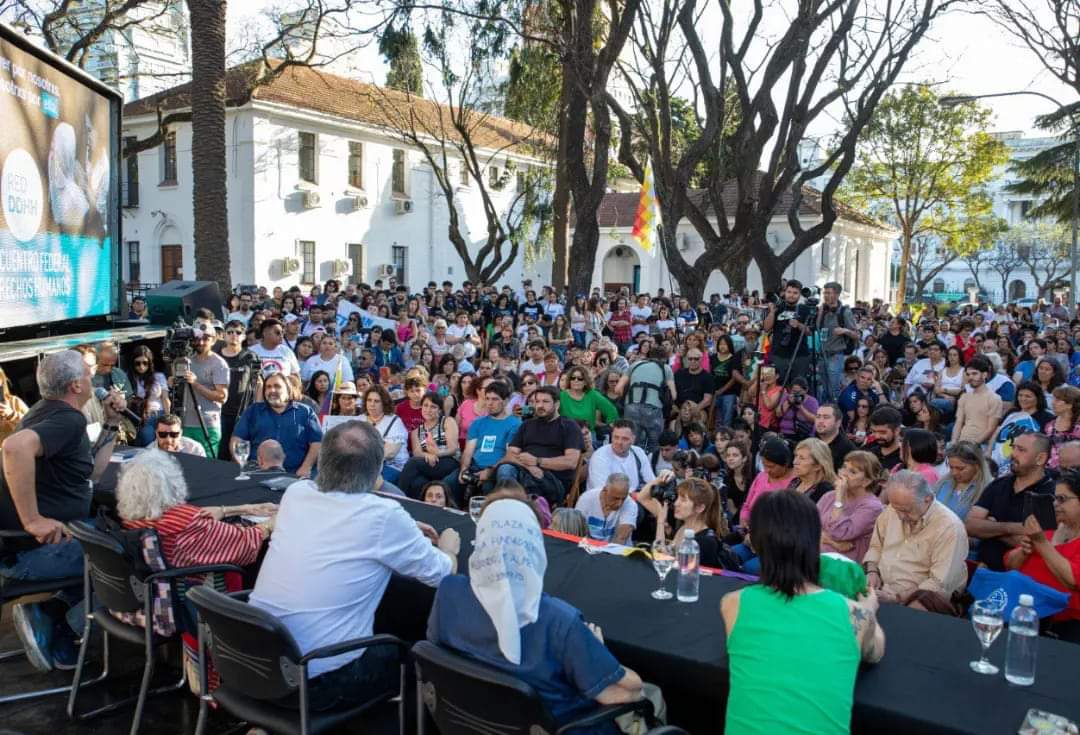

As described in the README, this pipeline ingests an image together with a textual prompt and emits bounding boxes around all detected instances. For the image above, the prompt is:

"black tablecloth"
[97,454,1080,734]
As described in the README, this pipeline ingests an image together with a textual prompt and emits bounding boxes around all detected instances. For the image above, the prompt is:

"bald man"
[257,440,286,472]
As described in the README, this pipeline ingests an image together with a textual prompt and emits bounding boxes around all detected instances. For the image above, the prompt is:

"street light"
[940,91,1080,307]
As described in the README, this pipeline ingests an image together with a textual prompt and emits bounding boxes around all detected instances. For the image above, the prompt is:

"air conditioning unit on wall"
[332,259,351,276]
[302,191,321,209]
[350,195,368,210]
[281,257,301,275]
[377,264,395,279]
[394,199,414,215]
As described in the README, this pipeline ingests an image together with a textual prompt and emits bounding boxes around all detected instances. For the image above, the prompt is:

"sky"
[224,2,1075,139]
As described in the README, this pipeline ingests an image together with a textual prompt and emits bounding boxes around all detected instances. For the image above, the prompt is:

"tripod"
[779,306,821,398]
[170,364,213,451]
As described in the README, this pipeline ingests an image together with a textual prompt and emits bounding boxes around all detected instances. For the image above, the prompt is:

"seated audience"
[863,470,969,604]
[586,419,655,493]
[815,403,856,472]
[575,473,637,544]
[1005,469,1080,643]
[420,481,454,509]
[398,392,460,498]
[359,385,410,484]
[965,432,1056,570]
[550,508,588,536]
[497,386,584,507]
[868,406,903,472]
[738,438,794,528]
[898,428,941,489]
[329,381,361,417]
[449,381,521,505]
[788,438,836,503]
[817,451,885,563]
[251,421,460,710]
[721,491,883,734]
[640,475,731,570]
[427,495,655,732]
[154,413,206,457]
[933,441,991,521]
[256,439,286,472]
[232,372,322,478]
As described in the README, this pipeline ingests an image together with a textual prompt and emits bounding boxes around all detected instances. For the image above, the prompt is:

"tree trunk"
[895,230,912,310]
[567,215,599,297]
[719,249,752,295]
[756,248,785,294]
[187,0,231,291]
[549,65,573,293]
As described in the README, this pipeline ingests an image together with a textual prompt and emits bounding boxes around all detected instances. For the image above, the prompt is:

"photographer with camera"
[816,282,860,402]
[763,280,814,387]
[174,324,230,458]
[574,473,638,544]
[638,475,734,570]
[777,377,819,444]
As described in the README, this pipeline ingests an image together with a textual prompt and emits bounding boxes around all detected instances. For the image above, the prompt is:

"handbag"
[966,567,1070,620]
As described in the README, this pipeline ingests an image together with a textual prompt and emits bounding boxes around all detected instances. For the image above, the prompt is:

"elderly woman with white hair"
[427,493,662,732]
[117,449,276,568]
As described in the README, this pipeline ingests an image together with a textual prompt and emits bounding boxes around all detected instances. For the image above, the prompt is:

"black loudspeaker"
[145,280,223,326]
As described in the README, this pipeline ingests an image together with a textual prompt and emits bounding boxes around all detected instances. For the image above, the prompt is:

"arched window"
[1008,280,1027,301]
[933,278,945,294]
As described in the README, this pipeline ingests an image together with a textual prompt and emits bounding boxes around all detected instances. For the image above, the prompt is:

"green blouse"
[558,389,619,430]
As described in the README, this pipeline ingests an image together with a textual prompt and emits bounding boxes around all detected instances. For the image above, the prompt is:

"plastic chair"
[66,519,243,735]
[187,585,408,735]
[0,529,87,704]
[412,639,655,735]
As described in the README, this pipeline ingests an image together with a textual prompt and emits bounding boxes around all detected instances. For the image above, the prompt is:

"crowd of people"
[3,273,1080,732]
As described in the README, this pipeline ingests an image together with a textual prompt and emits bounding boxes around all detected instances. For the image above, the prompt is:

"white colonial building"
[119,62,549,291]
[577,186,896,301]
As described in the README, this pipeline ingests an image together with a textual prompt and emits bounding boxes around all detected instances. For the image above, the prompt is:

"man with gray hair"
[574,472,638,544]
[0,349,127,671]
[250,421,459,706]
[256,439,286,472]
[1059,440,1080,471]
[862,469,968,605]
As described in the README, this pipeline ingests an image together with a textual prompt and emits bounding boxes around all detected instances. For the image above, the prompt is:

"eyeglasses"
[133,359,149,366]
[156,431,180,439]
[522,380,536,386]
[1054,495,1078,505]
[570,375,585,382]
[686,356,701,361]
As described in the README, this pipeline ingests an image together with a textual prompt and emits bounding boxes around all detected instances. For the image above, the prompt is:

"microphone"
[94,387,143,426]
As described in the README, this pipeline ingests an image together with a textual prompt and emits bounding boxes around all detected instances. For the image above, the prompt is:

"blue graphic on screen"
[0,35,116,329]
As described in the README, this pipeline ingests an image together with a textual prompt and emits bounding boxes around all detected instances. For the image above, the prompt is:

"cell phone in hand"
[1023,492,1057,532]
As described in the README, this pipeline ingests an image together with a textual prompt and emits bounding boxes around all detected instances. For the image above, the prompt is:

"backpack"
[626,360,673,416]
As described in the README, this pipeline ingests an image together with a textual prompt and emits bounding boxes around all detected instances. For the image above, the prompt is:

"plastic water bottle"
[1005,594,1039,686]
[677,529,700,603]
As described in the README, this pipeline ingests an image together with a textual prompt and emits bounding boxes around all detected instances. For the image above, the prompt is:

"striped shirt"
[124,504,264,568]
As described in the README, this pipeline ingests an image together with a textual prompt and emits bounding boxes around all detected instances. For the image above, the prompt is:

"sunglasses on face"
[134,360,149,366]
[157,431,180,439]
[226,329,244,336]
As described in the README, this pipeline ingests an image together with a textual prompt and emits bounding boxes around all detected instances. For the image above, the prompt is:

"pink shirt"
[739,470,795,526]
[817,491,884,563]
[892,462,940,488]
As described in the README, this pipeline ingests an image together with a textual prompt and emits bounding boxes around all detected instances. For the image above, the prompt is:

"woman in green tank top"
[721,490,885,735]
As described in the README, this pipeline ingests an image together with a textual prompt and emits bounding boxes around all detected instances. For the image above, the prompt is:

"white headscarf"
[469,499,547,664]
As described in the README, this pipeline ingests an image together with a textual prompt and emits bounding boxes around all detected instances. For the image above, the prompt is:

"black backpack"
[626,360,673,416]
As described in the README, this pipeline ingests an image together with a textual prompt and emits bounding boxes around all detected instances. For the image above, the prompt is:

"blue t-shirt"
[232,402,323,473]
[427,575,625,734]
[467,415,522,469]
[1015,360,1036,382]
[838,384,878,416]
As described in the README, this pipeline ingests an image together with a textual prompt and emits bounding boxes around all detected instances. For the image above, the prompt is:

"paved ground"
[0,606,399,735]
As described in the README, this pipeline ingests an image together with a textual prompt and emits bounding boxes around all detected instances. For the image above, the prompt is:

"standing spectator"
[722,491,883,734]
[215,319,258,459]
[177,325,230,458]
[249,318,301,377]
[496,386,584,507]
[951,355,1002,447]
[763,280,813,386]
[818,451,885,563]
[617,346,677,454]
[231,372,322,478]
[816,282,859,402]
[863,471,969,604]
[575,473,638,544]
[966,432,1056,570]
[710,335,742,428]
[608,297,634,353]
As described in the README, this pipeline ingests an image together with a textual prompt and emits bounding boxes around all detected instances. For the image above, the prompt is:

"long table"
[96,454,1080,734]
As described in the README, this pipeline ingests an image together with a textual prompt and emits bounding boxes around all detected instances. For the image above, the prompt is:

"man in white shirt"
[586,420,655,492]
[575,473,637,544]
[904,341,945,397]
[446,310,481,348]
[300,333,355,385]
[225,291,254,324]
[251,421,460,695]
[519,340,547,375]
[630,294,653,338]
[249,318,301,377]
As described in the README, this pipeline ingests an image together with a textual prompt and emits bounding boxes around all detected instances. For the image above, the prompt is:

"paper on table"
[241,515,269,523]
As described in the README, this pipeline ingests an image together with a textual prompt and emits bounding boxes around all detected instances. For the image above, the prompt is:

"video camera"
[163,317,195,365]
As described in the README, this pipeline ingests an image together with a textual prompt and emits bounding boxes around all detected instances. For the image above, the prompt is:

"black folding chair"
[646,728,689,734]
[66,520,243,735]
[0,529,89,704]
[412,640,655,735]
[187,585,408,735]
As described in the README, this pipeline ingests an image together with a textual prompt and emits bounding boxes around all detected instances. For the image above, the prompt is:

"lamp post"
[940,91,1079,307]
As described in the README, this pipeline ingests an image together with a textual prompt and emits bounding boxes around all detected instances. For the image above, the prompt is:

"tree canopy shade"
[842,85,1008,307]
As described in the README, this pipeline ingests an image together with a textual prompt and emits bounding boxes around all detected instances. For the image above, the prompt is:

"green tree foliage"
[504,43,561,132]
[380,25,424,96]
[843,85,1009,306]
